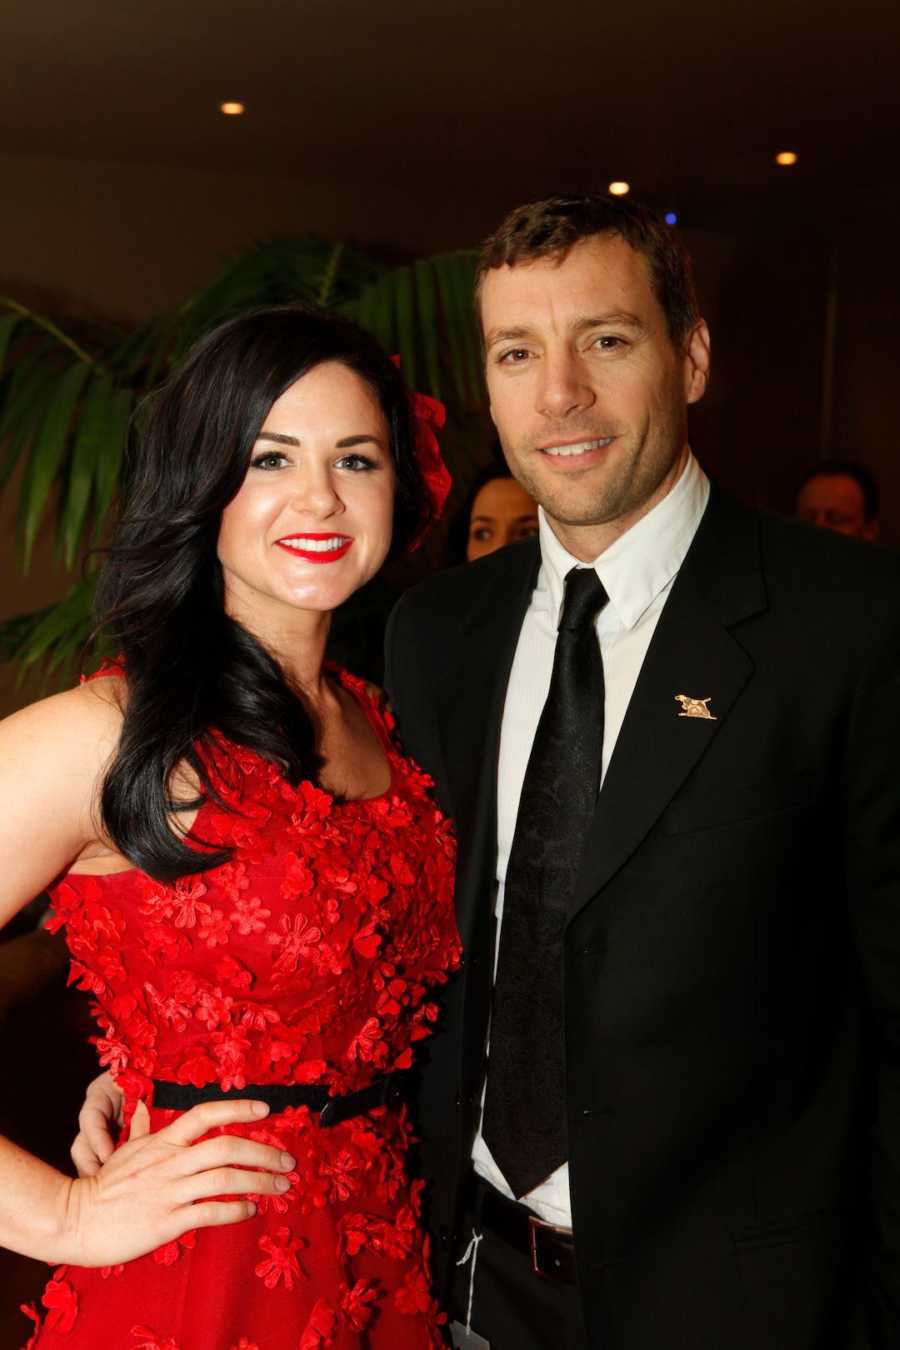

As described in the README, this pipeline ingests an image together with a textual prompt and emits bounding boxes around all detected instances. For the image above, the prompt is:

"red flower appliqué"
[254,1226,307,1290]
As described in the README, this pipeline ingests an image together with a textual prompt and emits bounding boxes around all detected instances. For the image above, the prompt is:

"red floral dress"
[22,668,461,1350]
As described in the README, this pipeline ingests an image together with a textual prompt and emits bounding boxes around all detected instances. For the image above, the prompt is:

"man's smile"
[538,436,616,458]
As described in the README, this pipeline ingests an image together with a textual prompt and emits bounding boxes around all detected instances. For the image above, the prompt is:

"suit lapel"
[436,540,539,946]
[570,491,767,919]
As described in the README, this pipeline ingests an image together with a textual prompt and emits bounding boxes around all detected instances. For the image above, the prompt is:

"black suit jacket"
[384,489,900,1349]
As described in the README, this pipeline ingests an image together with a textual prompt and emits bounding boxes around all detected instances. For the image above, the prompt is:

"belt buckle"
[527,1214,572,1281]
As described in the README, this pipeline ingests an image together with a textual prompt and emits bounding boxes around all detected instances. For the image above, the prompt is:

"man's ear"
[684,320,711,406]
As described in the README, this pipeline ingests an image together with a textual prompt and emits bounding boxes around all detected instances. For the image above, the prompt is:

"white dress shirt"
[472,452,711,1228]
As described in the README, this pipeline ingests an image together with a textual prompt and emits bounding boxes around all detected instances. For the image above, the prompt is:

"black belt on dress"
[467,1171,578,1285]
[151,1073,406,1128]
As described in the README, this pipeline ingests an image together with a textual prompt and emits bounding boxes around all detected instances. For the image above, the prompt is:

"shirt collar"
[537,451,710,630]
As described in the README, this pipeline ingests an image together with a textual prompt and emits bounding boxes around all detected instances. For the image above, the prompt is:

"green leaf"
[0,313,19,378]
[17,577,95,680]
[413,260,442,401]
[392,267,418,390]
[0,606,53,663]
[92,386,131,534]
[317,242,345,308]
[453,251,482,402]
[433,255,470,406]
[59,374,116,566]
[18,361,91,568]
[0,341,59,489]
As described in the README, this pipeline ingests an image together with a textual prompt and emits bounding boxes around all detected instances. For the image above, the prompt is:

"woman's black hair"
[444,456,514,566]
[93,304,429,881]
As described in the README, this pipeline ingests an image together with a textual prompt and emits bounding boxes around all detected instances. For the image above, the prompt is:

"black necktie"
[482,566,608,1198]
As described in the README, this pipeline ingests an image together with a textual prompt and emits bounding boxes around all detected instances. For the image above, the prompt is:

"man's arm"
[844,594,900,1347]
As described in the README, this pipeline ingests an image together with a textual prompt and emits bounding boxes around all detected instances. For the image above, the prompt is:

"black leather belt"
[469,1172,577,1285]
[151,1074,405,1129]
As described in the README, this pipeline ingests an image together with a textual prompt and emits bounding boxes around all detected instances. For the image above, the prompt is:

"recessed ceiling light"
[608,181,630,197]
[220,101,245,116]
[775,151,798,166]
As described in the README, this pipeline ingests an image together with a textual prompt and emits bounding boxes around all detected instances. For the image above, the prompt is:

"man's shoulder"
[755,504,900,601]
[704,489,900,605]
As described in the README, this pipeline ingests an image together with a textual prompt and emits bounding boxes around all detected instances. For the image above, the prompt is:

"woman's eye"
[470,525,493,542]
[250,451,289,470]
[335,453,377,472]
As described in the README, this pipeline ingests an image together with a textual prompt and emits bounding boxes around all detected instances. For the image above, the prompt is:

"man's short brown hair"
[475,194,701,347]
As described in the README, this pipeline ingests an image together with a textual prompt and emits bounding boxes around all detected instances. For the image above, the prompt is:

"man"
[796,460,881,540]
[384,196,900,1348]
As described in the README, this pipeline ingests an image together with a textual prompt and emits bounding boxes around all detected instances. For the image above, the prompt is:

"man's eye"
[250,451,289,470]
[593,335,625,350]
[336,453,377,472]
[497,348,531,365]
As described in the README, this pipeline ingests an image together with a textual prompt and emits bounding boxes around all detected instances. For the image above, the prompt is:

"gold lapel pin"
[675,694,717,721]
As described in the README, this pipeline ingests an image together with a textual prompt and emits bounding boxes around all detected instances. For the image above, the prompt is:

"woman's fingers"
[174,1165,291,1205]
[161,1098,270,1146]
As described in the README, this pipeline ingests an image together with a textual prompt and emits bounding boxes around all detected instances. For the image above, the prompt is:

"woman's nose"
[289,468,344,518]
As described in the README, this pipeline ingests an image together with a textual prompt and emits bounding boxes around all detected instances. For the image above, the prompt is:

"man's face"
[796,473,878,541]
[480,234,710,557]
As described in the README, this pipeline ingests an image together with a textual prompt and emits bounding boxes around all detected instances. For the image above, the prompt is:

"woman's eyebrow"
[256,431,299,446]
[335,434,384,449]
[255,432,384,448]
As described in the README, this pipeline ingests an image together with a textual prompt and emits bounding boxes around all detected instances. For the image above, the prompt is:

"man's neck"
[546,446,691,562]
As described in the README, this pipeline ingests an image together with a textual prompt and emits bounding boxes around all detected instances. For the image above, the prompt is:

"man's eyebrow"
[573,311,647,334]
[255,432,385,449]
[484,325,533,349]
[484,312,647,349]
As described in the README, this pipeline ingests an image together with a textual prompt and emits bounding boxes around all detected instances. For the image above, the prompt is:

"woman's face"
[218,361,396,628]
[466,476,539,561]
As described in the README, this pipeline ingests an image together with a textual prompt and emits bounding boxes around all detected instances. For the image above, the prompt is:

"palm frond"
[18,361,92,568]
[13,577,96,682]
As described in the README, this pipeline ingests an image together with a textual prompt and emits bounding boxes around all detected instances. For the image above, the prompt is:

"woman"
[445,462,538,564]
[1,307,460,1349]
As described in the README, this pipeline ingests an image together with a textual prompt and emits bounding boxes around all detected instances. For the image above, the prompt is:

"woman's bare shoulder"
[0,678,124,770]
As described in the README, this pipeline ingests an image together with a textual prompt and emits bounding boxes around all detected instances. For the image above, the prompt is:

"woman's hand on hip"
[56,1098,294,1266]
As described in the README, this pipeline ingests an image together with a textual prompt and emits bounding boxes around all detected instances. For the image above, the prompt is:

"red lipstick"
[275,533,353,564]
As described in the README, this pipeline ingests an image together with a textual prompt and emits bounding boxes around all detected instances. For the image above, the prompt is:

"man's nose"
[536,350,595,420]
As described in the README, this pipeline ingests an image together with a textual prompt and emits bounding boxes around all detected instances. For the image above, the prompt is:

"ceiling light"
[775,151,798,166]
[220,101,245,116]
[608,181,630,197]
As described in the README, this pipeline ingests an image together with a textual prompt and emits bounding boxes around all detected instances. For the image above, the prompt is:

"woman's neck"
[226,593,334,699]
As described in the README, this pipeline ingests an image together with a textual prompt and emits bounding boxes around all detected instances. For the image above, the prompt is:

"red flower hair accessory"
[391,356,452,550]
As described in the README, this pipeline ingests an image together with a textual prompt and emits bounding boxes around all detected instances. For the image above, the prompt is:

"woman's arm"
[0,683,294,1264]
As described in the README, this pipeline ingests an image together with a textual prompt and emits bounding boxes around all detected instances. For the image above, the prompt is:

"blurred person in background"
[446,460,539,565]
[795,459,880,540]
